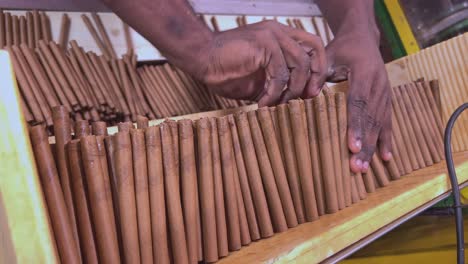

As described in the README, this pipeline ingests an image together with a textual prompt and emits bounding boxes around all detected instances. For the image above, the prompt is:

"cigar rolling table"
[1,40,467,264]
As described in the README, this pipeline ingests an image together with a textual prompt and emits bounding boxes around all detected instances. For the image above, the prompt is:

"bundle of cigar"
[28,78,444,263]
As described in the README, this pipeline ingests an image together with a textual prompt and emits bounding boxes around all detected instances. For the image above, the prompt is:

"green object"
[375,0,406,59]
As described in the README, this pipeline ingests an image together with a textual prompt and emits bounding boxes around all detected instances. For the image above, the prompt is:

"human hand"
[196,20,327,106]
[326,31,392,173]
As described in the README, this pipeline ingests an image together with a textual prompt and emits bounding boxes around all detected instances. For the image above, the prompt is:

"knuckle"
[348,95,368,111]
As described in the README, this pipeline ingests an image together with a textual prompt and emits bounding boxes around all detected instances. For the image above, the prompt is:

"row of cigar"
[8,39,249,128]
[29,80,443,263]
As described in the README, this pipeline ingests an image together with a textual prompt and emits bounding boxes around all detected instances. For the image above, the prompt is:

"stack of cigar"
[29,80,444,263]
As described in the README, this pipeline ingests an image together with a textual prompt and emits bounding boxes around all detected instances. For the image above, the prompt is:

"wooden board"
[0,50,58,264]
[219,152,468,263]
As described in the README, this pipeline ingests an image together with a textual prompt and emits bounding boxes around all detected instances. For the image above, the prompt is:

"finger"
[257,33,289,107]
[352,111,381,172]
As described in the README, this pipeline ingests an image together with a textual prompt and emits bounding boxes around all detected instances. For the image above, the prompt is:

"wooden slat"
[0,50,58,263]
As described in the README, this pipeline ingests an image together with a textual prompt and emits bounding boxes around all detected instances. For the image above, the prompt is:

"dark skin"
[102,0,392,173]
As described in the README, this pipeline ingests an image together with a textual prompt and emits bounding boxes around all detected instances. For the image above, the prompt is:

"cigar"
[257,108,298,227]
[37,41,79,109]
[153,67,192,114]
[26,12,34,48]
[87,52,117,110]
[210,16,221,32]
[385,156,401,181]
[12,15,19,46]
[209,118,229,257]
[350,176,360,204]
[288,100,320,220]
[354,172,368,199]
[20,95,34,124]
[91,121,108,136]
[81,14,111,59]
[11,46,53,126]
[390,106,413,175]
[313,96,339,213]
[52,106,80,248]
[218,116,245,251]
[125,57,151,115]
[227,115,261,241]
[370,154,390,187]
[140,66,173,117]
[81,136,121,263]
[33,10,41,43]
[117,121,134,132]
[66,50,96,107]
[178,120,202,262]
[91,13,117,59]
[417,82,444,153]
[29,125,81,263]
[145,127,171,264]
[67,140,99,263]
[75,120,90,138]
[421,82,444,136]
[40,12,50,42]
[135,115,149,129]
[19,16,27,45]
[196,118,219,261]
[113,132,141,263]
[324,94,345,209]
[117,58,137,117]
[268,107,284,160]
[8,47,44,122]
[167,120,180,180]
[276,104,306,222]
[397,85,433,166]
[162,64,199,112]
[138,68,165,118]
[130,129,154,263]
[5,12,12,47]
[234,112,274,238]
[122,22,134,56]
[0,10,4,47]
[59,14,71,49]
[99,55,131,115]
[391,87,424,169]
[361,167,376,193]
[335,93,352,206]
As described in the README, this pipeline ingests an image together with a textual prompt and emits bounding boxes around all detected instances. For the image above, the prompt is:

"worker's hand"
[197,20,327,106]
[326,31,392,173]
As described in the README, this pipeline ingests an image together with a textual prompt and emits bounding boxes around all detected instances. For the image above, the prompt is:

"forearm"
[316,0,379,42]
[102,0,213,75]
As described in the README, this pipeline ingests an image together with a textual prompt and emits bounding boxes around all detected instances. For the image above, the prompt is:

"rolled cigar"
[92,121,108,136]
[335,94,352,207]
[217,117,242,251]
[66,50,96,106]
[145,127,171,264]
[118,121,134,132]
[135,115,149,129]
[125,58,151,115]
[324,94,345,209]
[247,111,288,232]
[196,118,219,262]
[33,10,41,43]
[140,66,173,117]
[268,107,284,160]
[276,104,306,222]
[12,15,19,46]
[208,118,229,257]
[5,12,12,47]
[40,12,50,42]
[50,42,88,108]
[416,83,444,152]
[391,106,413,174]
[117,59,137,117]
[130,130,154,264]
[178,120,202,262]
[99,56,131,115]
[392,88,420,170]
[20,44,60,108]
[397,85,433,166]
[52,106,80,247]
[80,136,121,263]
[161,123,189,263]
[11,46,53,126]
[8,47,44,122]
[385,157,401,180]
[91,13,117,59]
[428,80,442,114]
[0,10,4,47]
[67,140,99,263]
[75,120,90,138]
[167,120,180,179]
[153,67,191,114]
[59,14,71,49]
[30,125,81,263]
[37,41,79,109]
[350,176,360,204]
[370,154,390,187]
[257,108,298,227]
[235,113,275,237]
[87,52,117,110]
[112,132,141,263]
[20,96,34,123]
[227,115,261,240]
[81,14,110,59]
[26,12,34,48]
[409,84,442,162]
[288,100,320,220]
[390,135,404,175]
[122,22,134,55]
[138,68,165,118]
[19,16,27,45]
[303,100,326,214]
[354,173,368,199]
[161,64,198,112]
[313,96,339,213]
[421,82,444,136]
[361,167,376,193]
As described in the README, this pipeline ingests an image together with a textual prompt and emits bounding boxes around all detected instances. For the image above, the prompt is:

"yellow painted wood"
[384,0,420,54]
[219,152,468,263]
[0,50,58,264]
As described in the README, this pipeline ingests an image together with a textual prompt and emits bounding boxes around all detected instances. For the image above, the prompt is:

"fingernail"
[355,140,362,150]
[355,159,362,168]
[384,152,393,161]
[362,161,369,170]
